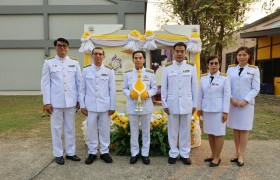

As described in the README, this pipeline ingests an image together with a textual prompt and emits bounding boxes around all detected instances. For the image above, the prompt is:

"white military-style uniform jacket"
[197,71,231,113]
[123,68,157,115]
[41,55,81,108]
[226,64,260,104]
[161,60,198,114]
[79,64,116,112]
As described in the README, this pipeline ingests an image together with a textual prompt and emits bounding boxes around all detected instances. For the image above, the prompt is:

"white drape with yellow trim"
[78,30,202,80]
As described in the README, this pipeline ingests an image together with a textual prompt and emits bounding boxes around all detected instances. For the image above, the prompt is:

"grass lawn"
[0,95,279,140]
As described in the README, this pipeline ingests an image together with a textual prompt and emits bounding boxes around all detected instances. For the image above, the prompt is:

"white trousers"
[168,114,191,158]
[129,114,151,157]
[51,107,76,157]
[87,111,110,155]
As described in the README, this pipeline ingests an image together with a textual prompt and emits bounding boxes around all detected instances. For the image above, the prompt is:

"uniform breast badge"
[143,75,149,81]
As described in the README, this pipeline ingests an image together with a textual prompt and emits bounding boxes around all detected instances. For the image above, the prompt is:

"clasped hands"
[231,98,248,107]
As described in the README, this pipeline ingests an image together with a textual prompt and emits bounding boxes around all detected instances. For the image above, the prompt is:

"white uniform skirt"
[227,104,254,130]
[203,112,226,136]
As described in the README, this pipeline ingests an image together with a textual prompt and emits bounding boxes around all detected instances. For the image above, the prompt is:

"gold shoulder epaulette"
[145,69,154,73]
[186,60,194,66]
[165,61,173,67]
[201,73,207,77]
[70,56,78,60]
[249,65,257,69]
[228,64,236,67]
[83,64,91,68]
[124,69,132,73]
[105,64,113,70]
[220,72,228,77]
[45,56,55,60]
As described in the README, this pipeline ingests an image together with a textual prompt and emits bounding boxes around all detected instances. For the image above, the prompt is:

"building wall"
[222,12,280,72]
[0,0,147,92]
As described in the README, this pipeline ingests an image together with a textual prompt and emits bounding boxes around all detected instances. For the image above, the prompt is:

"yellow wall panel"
[272,44,280,58]
[257,47,271,60]
[258,37,271,47]
[272,36,280,45]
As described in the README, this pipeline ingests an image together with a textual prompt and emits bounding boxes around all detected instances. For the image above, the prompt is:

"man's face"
[173,46,186,62]
[92,49,105,65]
[55,41,69,58]
[133,53,145,69]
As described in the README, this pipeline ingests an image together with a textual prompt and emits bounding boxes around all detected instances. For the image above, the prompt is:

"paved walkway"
[0,139,279,180]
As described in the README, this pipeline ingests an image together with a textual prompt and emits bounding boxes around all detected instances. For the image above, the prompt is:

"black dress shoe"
[237,160,244,167]
[168,157,177,164]
[100,153,113,163]
[55,156,65,165]
[66,155,81,161]
[209,159,221,167]
[180,157,192,165]
[204,158,214,162]
[130,155,139,164]
[85,154,97,164]
[142,156,150,165]
[230,158,238,162]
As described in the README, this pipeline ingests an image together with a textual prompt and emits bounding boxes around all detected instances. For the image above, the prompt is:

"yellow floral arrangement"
[145,30,154,37]
[150,110,167,131]
[191,30,200,38]
[82,31,92,39]
[111,111,129,130]
[191,114,200,132]
[130,30,141,37]
[109,110,201,155]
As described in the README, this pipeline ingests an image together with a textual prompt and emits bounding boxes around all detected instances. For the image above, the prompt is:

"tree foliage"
[160,0,255,72]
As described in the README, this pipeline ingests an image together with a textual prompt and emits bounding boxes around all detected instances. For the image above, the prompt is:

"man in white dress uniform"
[161,42,198,165]
[123,51,157,165]
[79,47,116,164]
[41,38,82,165]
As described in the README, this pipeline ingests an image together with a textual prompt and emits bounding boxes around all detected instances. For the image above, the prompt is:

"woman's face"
[237,50,250,66]
[207,58,220,75]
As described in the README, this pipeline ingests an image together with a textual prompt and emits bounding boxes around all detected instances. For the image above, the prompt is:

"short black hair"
[132,50,146,59]
[207,55,221,64]
[54,38,69,46]
[173,42,186,50]
[92,47,105,56]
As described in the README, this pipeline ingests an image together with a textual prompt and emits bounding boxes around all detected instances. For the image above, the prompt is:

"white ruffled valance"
[79,30,202,53]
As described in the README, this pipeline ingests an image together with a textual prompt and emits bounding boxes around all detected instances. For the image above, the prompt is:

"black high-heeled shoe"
[237,160,244,167]
[204,158,214,162]
[209,159,221,167]
[230,158,238,162]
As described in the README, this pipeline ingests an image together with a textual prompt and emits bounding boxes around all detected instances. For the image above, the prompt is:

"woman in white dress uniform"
[226,47,260,166]
[197,55,231,167]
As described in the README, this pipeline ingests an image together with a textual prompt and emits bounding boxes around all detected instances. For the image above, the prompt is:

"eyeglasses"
[56,44,68,48]
[93,53,104,56]
[209,62,219,66]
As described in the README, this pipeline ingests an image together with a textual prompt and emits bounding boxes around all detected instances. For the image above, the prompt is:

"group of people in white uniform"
[41,38,260,167]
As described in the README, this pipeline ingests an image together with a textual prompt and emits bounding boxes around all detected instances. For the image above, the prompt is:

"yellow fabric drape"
[83,53,91,67]
[155,34,188,41]
[194,53,201,83]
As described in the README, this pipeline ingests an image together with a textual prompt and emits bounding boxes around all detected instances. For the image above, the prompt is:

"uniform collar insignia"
[183,69,190,72]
